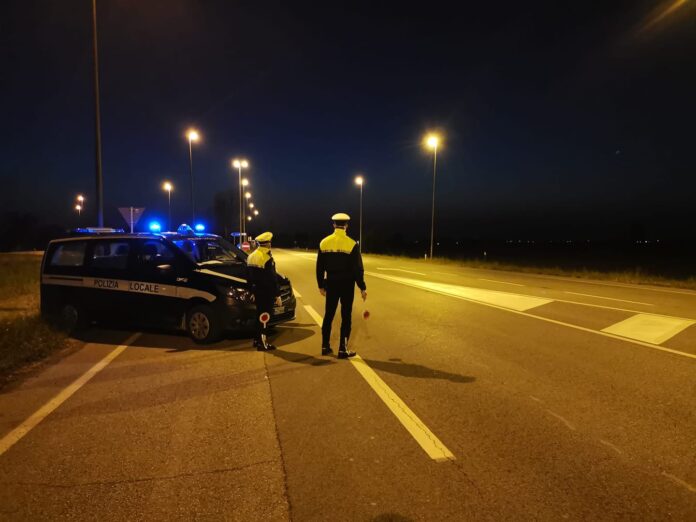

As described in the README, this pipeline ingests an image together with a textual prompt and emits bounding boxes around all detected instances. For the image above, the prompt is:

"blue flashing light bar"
[194,223,205,232]
[149,221,162,232]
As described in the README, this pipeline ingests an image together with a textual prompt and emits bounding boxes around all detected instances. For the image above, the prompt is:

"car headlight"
[223,286,254,304]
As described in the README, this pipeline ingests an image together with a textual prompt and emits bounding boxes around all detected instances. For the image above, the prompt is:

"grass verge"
[0,314,69,388]
[0,253,72,388]
[0,254,43,300]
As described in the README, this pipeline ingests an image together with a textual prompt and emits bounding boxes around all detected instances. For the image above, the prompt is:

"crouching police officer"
[247,232,282,351]
[316,213,367,358]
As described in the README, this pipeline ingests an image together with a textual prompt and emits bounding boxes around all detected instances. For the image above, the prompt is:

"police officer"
[316,213,367,358]
[246,232,282,351]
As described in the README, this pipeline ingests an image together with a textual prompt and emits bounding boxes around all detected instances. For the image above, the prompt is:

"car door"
[83,238,136,324]
[131,238,189,327]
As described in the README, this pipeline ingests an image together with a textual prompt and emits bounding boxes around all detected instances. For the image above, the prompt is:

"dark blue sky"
[2,0,695,240]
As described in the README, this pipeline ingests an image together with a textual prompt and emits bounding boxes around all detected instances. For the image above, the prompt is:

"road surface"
[1,249,695,520]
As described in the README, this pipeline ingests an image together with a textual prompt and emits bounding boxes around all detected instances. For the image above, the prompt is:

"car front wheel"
[186,304,222,344]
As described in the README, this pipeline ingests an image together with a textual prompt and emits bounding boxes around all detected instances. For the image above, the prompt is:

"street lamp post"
[75,204,82,217]
[354,175,364,250]
[424,133,441,259]
[232,159,249,243]
[91,0,104,227]
[162,181,173,231]
[186,129,199,224]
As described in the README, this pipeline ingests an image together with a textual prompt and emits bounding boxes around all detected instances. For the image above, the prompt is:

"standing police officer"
[247,232,282,351]
[316,213,367,358]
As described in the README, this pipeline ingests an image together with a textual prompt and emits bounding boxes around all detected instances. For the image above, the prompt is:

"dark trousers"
[254,293,274,342]
[322,281,355,347]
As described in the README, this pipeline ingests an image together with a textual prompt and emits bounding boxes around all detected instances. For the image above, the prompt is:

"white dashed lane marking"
[563,291,653,307]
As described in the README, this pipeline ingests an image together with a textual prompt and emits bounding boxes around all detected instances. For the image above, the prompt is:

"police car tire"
[186,304,222,344]
[59,303,88,334]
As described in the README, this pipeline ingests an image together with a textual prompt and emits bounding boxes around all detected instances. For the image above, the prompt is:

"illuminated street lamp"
[186,129,200,224]
[162,181,173,231]
[232,159,249,239]
[75,204,82,217]
[254,210,259,216]
[249,202,254,209]
[354,175,364,250]
[423,132,441,259]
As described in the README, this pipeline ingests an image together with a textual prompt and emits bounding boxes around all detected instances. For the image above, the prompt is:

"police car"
[40,225,296,343]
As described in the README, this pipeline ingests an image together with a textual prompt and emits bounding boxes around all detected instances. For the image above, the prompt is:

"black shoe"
[254,340,269,351]
[265,343,277,351]
[321,346,333,356]
[337,350,356,359]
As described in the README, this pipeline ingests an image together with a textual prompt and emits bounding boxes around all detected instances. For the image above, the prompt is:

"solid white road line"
[293,288,302,298]
[303,305,324,326]
[302,304,455,462]
[376,267,427,276]
[602,314,696,345]
[0,333,141,457]
[366,272,696,361]
[478,278,525,287]
[563,291,653,307]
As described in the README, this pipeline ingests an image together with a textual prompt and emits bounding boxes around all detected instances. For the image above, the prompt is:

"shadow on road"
[363,358,475,384]
[73,323,317,353]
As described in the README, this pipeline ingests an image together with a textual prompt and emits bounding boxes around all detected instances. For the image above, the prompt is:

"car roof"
[49,232,222,244]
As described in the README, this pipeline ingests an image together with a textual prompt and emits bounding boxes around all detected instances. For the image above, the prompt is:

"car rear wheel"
[59,303,88,334]
[186,304,221,344]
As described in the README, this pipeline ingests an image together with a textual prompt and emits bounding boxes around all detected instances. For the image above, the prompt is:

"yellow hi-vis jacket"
[247,247,279,296]
[316,228,366,290]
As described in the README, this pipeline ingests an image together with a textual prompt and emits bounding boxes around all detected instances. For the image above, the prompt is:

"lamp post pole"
[429,143,438,260]
[91,0,104,227]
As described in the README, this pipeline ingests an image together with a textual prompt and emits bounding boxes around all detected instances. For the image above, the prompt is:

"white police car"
[40,225,296,343]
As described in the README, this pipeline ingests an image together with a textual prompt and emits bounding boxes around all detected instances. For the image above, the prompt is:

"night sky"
[2,0,695,240]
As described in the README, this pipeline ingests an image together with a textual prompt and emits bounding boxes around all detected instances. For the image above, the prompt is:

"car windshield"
[172,237,246,265]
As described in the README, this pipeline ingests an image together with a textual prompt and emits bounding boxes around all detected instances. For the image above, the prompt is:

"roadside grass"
[0,253,43,299]
[0,253,70,388]
[288,249,696,291]
[0,315,69,387]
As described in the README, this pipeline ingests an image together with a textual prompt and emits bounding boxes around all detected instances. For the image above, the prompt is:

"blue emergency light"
[149,221,162,232]
[194,223,205,232]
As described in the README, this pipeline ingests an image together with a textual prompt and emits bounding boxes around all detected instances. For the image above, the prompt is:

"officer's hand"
[361,290,367,301]
[319,288,326,297]
[250,294,256,302]
[275,296,282,307]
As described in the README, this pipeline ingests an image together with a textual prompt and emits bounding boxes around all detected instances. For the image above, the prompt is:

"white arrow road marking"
[366,272,696,360]
[602,314,696,345]
[367,272,552,312]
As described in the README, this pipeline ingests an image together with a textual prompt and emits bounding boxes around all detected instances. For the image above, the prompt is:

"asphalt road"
[1,249,695,520]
